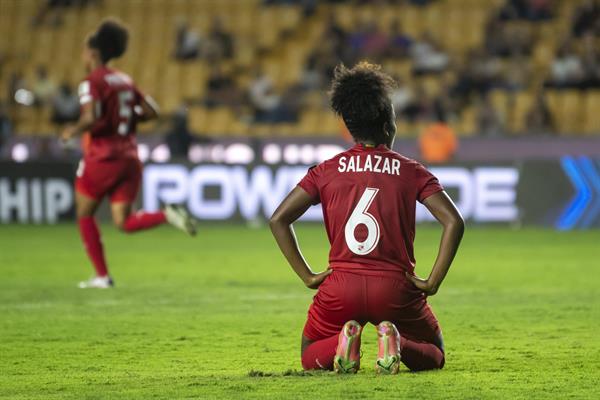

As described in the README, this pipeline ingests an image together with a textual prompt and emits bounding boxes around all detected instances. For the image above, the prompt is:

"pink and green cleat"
[376,321,402,374]
[333,320,363,374]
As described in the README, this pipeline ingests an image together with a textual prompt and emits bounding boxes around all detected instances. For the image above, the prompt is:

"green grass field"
[0,223,598,399]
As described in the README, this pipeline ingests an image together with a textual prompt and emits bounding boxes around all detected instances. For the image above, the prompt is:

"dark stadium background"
[0,0,599,228]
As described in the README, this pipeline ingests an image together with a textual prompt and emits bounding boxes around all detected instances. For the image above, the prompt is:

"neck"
[357,141,387,148]
[89,58,105,73]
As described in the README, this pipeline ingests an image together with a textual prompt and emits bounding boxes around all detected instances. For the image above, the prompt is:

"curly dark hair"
[87,18,129,63]
[330,61,396,144]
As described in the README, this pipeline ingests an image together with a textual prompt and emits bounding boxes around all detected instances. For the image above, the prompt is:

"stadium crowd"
[0,0,599,150]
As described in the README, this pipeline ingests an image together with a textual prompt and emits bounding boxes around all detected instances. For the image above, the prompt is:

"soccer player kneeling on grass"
[61,19,196,289]
[270,62,464,374]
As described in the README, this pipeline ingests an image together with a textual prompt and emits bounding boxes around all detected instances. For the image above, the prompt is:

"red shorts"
[75,158,142,203]
[303,270,442,346]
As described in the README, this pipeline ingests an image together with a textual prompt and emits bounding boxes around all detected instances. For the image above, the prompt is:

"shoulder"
[385,150,422,169]
[81,69,106,92]
[114,70,134,85]
[312,148,355,173]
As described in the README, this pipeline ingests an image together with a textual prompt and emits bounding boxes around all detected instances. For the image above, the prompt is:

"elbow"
[269,212,289,232]
[148,108,159,120]
[452,214,465,236]
[269,213,281,231]
[82,114,95,128]
[443,212,465,236]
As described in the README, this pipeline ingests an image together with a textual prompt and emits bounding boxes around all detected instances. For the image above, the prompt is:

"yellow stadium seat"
[510,91,534,134]
[582,91,600,135]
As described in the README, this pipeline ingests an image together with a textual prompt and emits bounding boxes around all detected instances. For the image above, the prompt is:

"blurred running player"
[61,19,196,289]
[270,62,464,374]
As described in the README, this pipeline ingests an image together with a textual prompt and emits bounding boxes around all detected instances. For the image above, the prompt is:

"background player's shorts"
[303,270,442,348]
[75,158,142,203]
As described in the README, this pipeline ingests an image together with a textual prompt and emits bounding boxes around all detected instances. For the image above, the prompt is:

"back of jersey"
[298,144,443,277]
[78,66,142,161]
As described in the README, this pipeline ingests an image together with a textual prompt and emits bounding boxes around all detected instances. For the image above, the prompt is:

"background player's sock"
[400,339,445,371]
[122,211,166,233]
[78,216,109,277]
[301,335,338,370]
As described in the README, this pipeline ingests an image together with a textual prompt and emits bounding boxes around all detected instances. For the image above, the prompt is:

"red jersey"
[78,66,143,161]
[298,143,443,277]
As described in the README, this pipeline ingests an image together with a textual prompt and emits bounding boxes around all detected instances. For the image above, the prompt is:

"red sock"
[78,216,108,277]
[401,338,445,371]
[122,211,166,233]
[301,335,338,370]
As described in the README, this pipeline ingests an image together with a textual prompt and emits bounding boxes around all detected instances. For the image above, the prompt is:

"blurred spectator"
[387,19,413,59]
[299,53,324,90]
[204,65,243,109]
[452,49,502,102]
[527,0,554,21]
[322,14,348,62]
[476,94,504,136]
[499,0,553,21]
[248,70,297,123]
[278,84,303,122]
[485,14,534,57]
[410,0,436,5]
[402,83,431,122]
[32,0,68,27]
[249,70,281,122]
[8,72,28,105]
[506,23,534,56]
[525,90,555,134]
[32,66,57,106]
[484,16,509,56]
[581,32,600,88]
[32,0,99,27]
[401,83,449,123]
[51,83,79,124]
[0,101,12,150]
[0,50,6,77]
[418,122,458,164]
[165,107,195,158]
[546,42,584,88]
[362,22,388,60]
[348,20,388,61]
[206,18,234,61]
[174,20,201,61]
[503,54,531,90]
[390,76,414,116]
[263,0,317,16]
[572,0,600,38]
[410,32,449,75]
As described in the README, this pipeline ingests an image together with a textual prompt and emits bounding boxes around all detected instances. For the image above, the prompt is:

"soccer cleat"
[333,320,362,374]
[165,204,197,236]
[376,321,402,374]
[78,275,114,289]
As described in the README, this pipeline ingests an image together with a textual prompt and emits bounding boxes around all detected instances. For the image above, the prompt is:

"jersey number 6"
[344,187,380,255]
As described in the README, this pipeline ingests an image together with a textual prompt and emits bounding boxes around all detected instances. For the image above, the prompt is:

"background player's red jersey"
[298,143,443,277]
[78,66,143,161]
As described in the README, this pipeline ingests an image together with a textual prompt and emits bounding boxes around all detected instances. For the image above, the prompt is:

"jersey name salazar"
[337,154,401,176]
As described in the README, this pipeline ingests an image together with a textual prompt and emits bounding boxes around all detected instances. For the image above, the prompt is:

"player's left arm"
[407,191,465,296]
[270,186,332,289]
[135,94,159,122]
[61,101,95,142]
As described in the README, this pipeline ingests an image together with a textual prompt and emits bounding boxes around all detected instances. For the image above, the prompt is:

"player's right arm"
[60,101,95,142]
[61,79,98,142]
[407,191,464,296]
[270,186,332,289]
